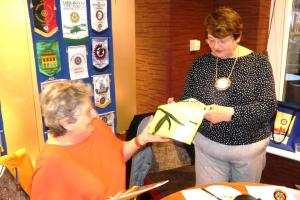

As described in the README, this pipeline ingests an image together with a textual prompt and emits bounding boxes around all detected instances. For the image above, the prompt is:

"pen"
[201,188,223,200]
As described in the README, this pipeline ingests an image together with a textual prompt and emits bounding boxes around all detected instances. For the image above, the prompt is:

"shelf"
[266,146,300,162]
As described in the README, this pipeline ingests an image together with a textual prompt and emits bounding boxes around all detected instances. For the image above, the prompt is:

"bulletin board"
[26,0,117,140]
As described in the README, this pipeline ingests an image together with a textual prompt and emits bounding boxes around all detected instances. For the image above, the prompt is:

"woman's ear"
[58,117,72,131]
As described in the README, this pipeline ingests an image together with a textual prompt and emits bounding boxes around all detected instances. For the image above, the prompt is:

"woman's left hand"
[136,116,170,146]
[204,104,234,124]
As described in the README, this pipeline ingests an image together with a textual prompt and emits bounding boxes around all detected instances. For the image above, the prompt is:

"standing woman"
[181,6,277,185]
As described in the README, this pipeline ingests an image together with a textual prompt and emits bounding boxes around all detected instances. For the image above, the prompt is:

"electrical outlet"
[190,40,200,51]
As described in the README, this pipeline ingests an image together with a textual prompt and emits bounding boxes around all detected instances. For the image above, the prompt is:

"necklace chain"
[215,57,238,81]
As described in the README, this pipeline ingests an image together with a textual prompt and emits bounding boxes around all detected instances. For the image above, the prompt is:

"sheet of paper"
[117,180,169,199]
[181,188,216,200]
[246,186,298,200]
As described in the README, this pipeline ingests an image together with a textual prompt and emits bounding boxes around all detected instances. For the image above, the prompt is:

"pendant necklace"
[214,56,238,91]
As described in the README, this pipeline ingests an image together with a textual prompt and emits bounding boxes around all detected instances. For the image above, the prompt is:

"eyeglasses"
[205,36,234,47]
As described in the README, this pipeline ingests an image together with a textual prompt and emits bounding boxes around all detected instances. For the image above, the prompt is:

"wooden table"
[161,182,267,200]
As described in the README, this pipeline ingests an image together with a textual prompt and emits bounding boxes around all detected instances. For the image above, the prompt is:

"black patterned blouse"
[182,52,277,145]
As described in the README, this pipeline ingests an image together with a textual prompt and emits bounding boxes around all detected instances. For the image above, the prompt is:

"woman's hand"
[136,116,170,146]
[204,104,234,124]
[167,97,175,104]
[123,116,169,161]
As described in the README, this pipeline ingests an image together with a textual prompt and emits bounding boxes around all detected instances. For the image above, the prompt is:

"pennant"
[90,0,108,32]
[41,78,67,90]
[36,40,61,77]
[93,74,111,108]
[60,0,89,43]
[99,111,115,133]
[92,37,109,69]
[273,111,296,144]
[67,45,89,80]
[31,0,58,37]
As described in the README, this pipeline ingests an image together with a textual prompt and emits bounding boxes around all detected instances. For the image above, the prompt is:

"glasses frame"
[205,36,235,47]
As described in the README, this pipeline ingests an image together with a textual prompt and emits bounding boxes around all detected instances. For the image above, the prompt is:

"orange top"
[30,118,125,200]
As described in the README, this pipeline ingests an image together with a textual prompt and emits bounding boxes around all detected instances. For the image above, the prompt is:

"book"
[149,98,207,144]
[108,180,169,200]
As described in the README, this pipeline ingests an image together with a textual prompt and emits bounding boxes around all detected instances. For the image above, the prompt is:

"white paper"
[181,188,216,200]
[67,45,89,80]
[246,186,298,200]
[118,180,169,199]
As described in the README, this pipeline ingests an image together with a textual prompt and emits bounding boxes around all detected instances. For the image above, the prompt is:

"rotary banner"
[36,40,61,77]
[60,0,89,43]
[272,111,296,144]
[99,111,115,133]
[92,37,109,69]
[93,74,111,108]
[90,0,108,32]
[270,101,300,152]
[67,45,89,80]
[30,0,58,37]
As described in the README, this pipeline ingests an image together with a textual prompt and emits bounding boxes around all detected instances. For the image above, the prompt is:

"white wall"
[112,0,136,133]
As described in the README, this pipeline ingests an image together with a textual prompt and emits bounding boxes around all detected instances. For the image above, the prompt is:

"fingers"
[167,97,175,104]
[204,105,233,124]
[140,132,170,145]
[147,135,170,143]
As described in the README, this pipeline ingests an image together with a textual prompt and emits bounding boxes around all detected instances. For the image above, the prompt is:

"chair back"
[0,165,29,200]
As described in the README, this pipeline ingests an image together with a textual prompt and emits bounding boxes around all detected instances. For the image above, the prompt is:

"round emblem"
[70,12,80,23]
[96,10,104,20]
[100,97,106,104]
[43,25,49,31]
[74,56,82,65]
[273,189,287,200]
[102,116,108,123]
[280,118,287,125]
[94,44,106,60]
[215,77,231,91]
[41,9,48,18]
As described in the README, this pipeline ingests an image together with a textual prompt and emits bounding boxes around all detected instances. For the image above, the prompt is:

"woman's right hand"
[167,97,175,104]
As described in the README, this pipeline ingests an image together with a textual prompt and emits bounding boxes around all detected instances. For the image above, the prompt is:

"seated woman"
[30,80,169,200]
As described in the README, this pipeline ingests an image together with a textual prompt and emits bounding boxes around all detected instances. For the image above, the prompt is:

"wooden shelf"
[266,146,300,162]
[262,148,300,188]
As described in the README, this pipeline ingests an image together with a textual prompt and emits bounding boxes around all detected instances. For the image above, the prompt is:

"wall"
[136,0,272,113]
[135,0,171,114]
[170,1,212,99]
[112,0,136,133]
[0,0,44,161]
[213,0,271,53]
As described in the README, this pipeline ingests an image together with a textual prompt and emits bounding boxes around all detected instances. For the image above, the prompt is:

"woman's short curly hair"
[40,80,92,137]
[205,6,243,40]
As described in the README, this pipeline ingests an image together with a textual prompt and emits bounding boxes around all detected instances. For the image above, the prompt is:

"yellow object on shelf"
[0,148,34,194]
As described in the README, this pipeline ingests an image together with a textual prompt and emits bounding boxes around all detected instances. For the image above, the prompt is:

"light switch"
[190,39,201,52]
